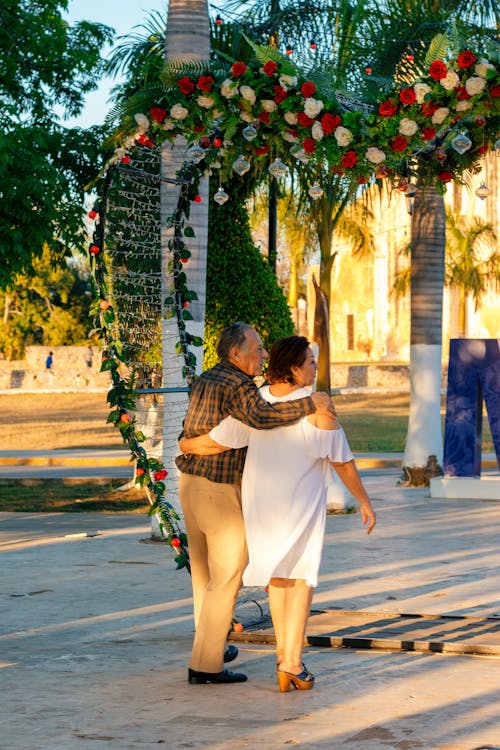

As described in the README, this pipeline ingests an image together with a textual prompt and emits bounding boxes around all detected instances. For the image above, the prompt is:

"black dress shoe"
[188,668,247,684]
[223,644,238,663]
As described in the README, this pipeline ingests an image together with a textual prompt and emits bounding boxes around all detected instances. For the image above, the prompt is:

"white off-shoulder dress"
[209,386,353,588]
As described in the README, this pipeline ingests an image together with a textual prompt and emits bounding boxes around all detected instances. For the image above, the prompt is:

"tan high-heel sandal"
[277,665,315,692]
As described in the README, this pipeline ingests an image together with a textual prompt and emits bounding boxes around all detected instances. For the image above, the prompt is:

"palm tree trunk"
[403,183,445,484]
[156,0,210,529]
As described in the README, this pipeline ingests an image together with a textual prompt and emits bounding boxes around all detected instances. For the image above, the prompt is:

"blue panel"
[443,339,500,477]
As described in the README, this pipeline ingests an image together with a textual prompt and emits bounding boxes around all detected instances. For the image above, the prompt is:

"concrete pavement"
[2,466,500,749]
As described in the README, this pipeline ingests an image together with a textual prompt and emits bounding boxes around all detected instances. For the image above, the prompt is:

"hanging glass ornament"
[213,187,229,205]
[434,146,447,162]
[232,155,251,176]
[242,125,258,141]
[187,144,206,164]
[308,184,324,200]
[475,182,491,200]
[268,158,288,178]
[451,133,472,155]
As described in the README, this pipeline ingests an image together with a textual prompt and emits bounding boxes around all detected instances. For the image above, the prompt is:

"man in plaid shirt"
[177,322,333,685]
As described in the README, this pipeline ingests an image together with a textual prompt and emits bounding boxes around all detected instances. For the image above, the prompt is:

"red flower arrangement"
[321,113,341,134]
[274,86,288,103]
[301,81,316,97]
[231,62,248,77]
[399,88,417,106]
[154,469,168,481]
[262,61,278,77]
[457,50,477,69]
[421,126,436,141]
[303,137,316,154]
[378,99,398,116]
[150,107,167,123]
[392,136,409,152]
[258,111,271,124]
[429,60,448,80]
[297,112,314,128]
[197,75,215,92]
[341,150,358,168]
[178,76,195,95]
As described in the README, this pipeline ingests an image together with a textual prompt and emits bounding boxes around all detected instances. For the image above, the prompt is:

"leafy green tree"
[0,0,114,288]
[204,179,294,368]
[0,246,94,359]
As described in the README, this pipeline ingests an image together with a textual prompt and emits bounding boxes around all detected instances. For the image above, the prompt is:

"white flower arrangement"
[261,99,277,112]
[283,131,299,142]
[365,147,386,164]
[163,119,175,130]
[465,76,486,96]
[240,85,256,105]
[170,104,189,120]
[240,111,253,122]
[284,111,298,125]
[455,100,473,111]
[304,97,324,118]
[197,95,215,109]
[414,83,431,103]
[279,74,298,90]
[440,71,460,90]
[334,125,353,147]
[134,113,149,131]
[431,107,450,125]
[220,79,238,98]
[399,118,418,136]
[311,121,324,141]
[475,59,496,78]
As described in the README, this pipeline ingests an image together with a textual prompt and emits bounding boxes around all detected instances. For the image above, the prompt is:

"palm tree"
[446,211,499,338]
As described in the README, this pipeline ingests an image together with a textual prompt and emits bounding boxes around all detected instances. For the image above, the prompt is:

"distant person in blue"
[45,351,53,371]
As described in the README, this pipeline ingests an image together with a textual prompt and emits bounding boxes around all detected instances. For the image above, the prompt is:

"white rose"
[282,131,299,143]
[261,99,277,112]
[414,83,431,104]
[455,100,473,112]
[240,111,253,122]
[334,125,353,147]
[465,76,486,96]
[170,104,189,120]
[163,119,175,131]
[134,113,149,131]
[431,107,450,124]
[284,111,298,125]
[197,95,214,109]
[311,121,324,141]
[399,118,418,136]
[365,147,386,164]
[475,59,495,78]
[240,85,256,105]
[279,74,298,90]
[304,97,324,118]
[221,79,238,98]
[440,71,460,90]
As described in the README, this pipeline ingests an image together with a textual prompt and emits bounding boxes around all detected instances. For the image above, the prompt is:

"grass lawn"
[0,390,493,512]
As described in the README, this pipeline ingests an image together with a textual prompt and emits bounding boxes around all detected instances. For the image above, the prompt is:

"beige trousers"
[179,473,248,673]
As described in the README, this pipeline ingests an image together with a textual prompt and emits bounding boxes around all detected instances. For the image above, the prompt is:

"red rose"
[421,126,436,141]
[421,101,439,116]
[303,137,316,154]
[197,75,215,92]
[255,145,270,155]
[429,60,447,80]
[392,136,409,152]
[321,113,341,135]
[378,99,398,116]
[258,111,270,124]
[477,144,489,155]
[231,62,248,77]
[490,84,500,98]
[438,170,453,182]
[456,86,471,100]
[358,176,368,184]
[273,86,288,103]
[178,76,195,95]
[301,81,316,97]
[262,60,278,77]
[136,133,154,147]
[154,469,168,481]
[340,150,357,168]
[150,107,167,123]
[399,87,416,106]
[192,124,205,132]
[297,112,314,128]
[457,50,477,69]
[287,128,299,138]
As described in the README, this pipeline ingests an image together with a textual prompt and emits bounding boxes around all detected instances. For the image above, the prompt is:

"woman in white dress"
[179,336,376,692]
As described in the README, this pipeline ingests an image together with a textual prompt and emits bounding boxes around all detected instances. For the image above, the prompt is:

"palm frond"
[159,58,211,86]
[424,34,451,68]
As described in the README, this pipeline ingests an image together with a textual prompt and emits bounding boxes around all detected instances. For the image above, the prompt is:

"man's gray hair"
[216,322,253,362]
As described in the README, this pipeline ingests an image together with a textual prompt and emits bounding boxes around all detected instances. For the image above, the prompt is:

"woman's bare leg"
[269,577,313,674]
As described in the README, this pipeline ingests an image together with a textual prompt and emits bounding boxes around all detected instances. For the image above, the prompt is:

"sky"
[63,0,225,128]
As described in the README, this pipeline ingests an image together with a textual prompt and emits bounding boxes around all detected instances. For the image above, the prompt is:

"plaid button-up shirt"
[176,361,315,485]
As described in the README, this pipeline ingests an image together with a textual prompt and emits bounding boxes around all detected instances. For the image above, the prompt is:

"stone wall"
[0,346,110,391]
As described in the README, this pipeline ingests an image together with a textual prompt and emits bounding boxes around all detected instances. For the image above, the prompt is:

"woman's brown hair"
[266,336,310,385]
